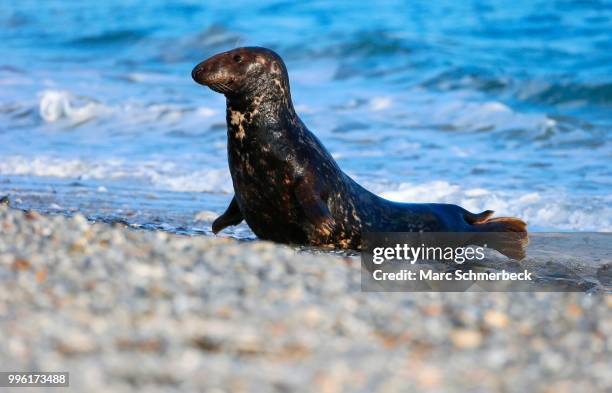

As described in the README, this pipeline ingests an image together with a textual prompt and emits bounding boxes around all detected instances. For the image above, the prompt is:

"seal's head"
[192,47,290,100]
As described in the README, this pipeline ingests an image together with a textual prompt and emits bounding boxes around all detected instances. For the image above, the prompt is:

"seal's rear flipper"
[464,209,495,224]
[472,217,528,260]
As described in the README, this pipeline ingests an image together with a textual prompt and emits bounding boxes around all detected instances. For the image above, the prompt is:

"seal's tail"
[466,211,528,260]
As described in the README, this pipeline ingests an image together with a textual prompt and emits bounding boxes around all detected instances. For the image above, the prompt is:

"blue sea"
[0,0,611,236]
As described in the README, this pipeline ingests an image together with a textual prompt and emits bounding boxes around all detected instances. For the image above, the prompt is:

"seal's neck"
[227,87,295,113]
[225,90,298,140]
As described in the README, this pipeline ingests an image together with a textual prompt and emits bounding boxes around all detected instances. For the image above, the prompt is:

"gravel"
[0,206,610,393]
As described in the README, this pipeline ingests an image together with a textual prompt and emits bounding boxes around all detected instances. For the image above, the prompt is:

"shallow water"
[1,0,611,237]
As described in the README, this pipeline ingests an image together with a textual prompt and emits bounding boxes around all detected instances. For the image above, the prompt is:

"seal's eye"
[233,55,242,63]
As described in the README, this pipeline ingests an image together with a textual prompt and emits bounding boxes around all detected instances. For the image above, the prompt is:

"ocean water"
[0,0,611,237]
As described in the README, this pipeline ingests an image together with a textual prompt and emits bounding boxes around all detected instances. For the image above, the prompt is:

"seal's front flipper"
[212,196,244,234]
[294,177,336,238]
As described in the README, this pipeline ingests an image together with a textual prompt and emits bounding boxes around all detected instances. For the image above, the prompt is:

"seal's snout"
[191,59,218,86]
[191,52,237,94]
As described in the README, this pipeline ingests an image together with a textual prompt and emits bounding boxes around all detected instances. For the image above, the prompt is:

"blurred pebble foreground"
[0,206,610,393]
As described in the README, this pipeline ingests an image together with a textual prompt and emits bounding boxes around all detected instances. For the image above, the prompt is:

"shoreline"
[0,206,610,392]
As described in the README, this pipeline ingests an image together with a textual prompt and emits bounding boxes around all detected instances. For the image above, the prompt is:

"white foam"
[194,211,218,222]
[370,88,556,134]
[0,156,234,194]
[427,99,548,132]
[369,96,392,111]
[195,107,217,117]
[365,179,612,231]
[39,90,108,124]
[35,89,218,127]
[148,168,233,194]
[0,156,98,178]
[124,72,180,83]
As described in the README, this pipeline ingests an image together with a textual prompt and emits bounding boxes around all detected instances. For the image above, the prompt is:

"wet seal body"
[192,47,527,258]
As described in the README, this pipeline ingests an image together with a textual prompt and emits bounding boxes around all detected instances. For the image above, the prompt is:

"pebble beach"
[1,205,610,393]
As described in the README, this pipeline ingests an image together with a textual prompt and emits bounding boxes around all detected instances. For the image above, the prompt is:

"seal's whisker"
[217,82,230,93]
[209,83,230,94]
